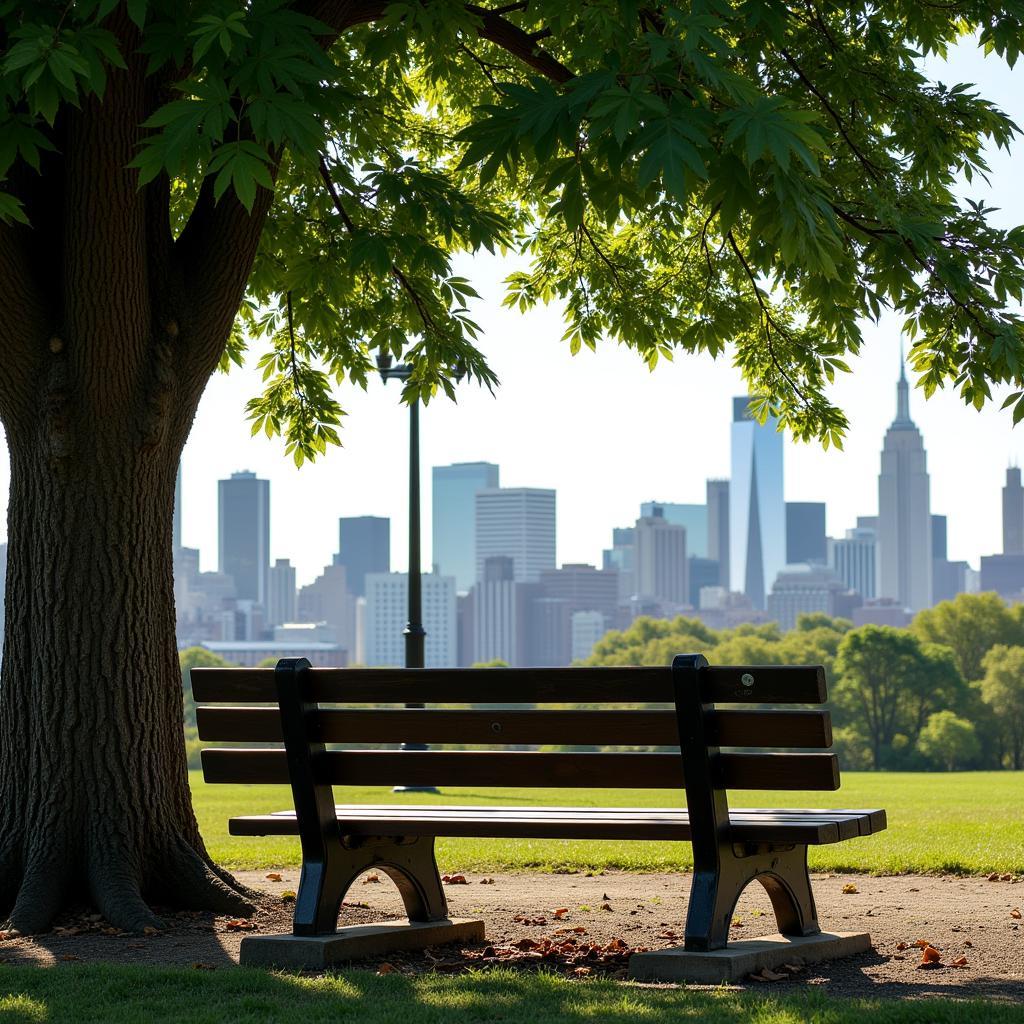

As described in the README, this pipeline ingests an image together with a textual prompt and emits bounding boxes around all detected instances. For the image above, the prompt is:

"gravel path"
[2,870,1022,1001]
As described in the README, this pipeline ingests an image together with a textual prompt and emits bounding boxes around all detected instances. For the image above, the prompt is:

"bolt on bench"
[193,654,886,979]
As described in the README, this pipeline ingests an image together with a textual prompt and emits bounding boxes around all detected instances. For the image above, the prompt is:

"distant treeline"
[180,592,1024,772]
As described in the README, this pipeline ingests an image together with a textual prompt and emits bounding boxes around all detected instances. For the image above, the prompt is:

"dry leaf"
[761,968,787,981]
[363,874,381,884]
[912,939,934,949]
[600,903,613,912]
[1002,874,1014,882]
[988,872,1001,881]
[443,874,468,885]
[572,966,592,976]
[553,908,569,920]
[0,930,20,942]
[1011,908,1022,919]
[896,942,908,951]
[281,891,296,903]
[921,945,942,964]
[964,940,973,948]
[950,956,968,968]
[265,873,282,882]
[842,883,858,894]
[479,878,495,885]
[142,926,159,936]
[225,919,256,932]
[376,962,397,975]
[512,938,538,951]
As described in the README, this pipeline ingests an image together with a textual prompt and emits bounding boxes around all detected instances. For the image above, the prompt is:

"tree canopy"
[3,1,1024,457]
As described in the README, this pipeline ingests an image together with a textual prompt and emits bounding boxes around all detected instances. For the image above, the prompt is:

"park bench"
[193,654,886,974]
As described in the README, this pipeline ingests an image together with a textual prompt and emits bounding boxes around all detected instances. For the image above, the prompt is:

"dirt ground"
[1,870,1022,1001]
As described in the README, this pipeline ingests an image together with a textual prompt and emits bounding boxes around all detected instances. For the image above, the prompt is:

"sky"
[1,38,1023,588]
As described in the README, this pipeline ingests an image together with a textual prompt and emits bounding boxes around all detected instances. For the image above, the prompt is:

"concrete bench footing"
[628,931,872,984]
[240,918,485,969]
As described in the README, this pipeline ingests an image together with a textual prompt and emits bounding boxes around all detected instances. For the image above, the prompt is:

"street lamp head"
[376,350,393,383]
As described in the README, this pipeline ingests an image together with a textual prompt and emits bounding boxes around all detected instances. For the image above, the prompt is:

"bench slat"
[190,664,827,706]
[225,805,884,845]
[195,706,832,748]
[200,748,840,791]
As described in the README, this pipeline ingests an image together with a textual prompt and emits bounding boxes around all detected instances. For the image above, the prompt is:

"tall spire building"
[729,397,785,609]
[1003,467,1024,554]
[876,358,932,611]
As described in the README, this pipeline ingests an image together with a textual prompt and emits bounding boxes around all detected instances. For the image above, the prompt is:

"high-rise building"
[730,396,785,608]
[639,502,707,557]
[634,514,688,606]
[876,361,932,611]
[432,462,500,592]
[767,565,855,632]
[469,556,531,666]
[786,502,827,565]
[571,610,608,663]
[218,471,270,606]
[931,514,948,560]
[336,516,390,598]
[602,527,635,603]
[475,487,556,583]
[933,559,969,604]
[267,558,297,627]
[364,572,456,667]
[706,479,730,587]
[298,562,356,654]
[1003,468,1024,554]
[538,564,619,623]
[980,554,1024,599]
[688,557,720,607]
[830,527,876,599]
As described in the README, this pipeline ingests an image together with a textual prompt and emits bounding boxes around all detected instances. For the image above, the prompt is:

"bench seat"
[229,805,886,845]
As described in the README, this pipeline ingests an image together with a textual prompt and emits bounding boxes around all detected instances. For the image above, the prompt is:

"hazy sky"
[1,39,1022,588]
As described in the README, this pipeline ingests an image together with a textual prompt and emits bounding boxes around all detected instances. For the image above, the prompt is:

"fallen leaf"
[605,938,628,952]
[265,872,283,882]
[1002,874,1014,882]
[988,872,1001,882]
[479,878,496,885]
[913,939,934,949]
[281,891,296,903]
[964,940,973,948]
[761,968,787,981]
[896,942,908,951]
[950,956,968,968]
[376,962,397,975]
[842,883,858,894]
[921,945,942,964]
[142,926,159,936]
[363,874,381,884]
[1011,908,1022,919]
[60,954,82,962]
[443,874,468,885]
[600,903,612,912]
[225,919,257,932]
[553,908,569,920]
[572,966,592,976]
[0,931,19,942]
[512,938,538,951]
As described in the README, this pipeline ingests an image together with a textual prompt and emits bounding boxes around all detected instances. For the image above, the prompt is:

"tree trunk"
[0,421,253,934]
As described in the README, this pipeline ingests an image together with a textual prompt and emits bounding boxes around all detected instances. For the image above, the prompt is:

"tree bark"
[0,416,254,934]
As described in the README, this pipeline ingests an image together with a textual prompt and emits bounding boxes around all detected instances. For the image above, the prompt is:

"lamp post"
[377,353,438,794]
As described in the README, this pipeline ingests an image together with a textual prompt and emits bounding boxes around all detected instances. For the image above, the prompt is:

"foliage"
[916,710,980,771]
[3,2,1024,461]
[912,592,1024,681]
[980,644,1024,769]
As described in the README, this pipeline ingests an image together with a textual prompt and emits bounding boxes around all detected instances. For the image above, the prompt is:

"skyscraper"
[1003,467,1024,554]
[730,397,785,608]
[432,462,500,592]
[830,527,876,599]
[786,502,827,565]
[336,516,390,598]
[706,479,730,587]
[267,558,297,627]
[298,562,356,654]
[364,572,456,667]
[639,502,707,556]
[634,514,688,606]
[218,471,270,605]
[475,487,556,583]
[877,359,932,611]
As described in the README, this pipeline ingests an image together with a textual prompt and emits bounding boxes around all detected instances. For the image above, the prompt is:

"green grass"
[193,770,1024,876]
[1,966,1021,1023]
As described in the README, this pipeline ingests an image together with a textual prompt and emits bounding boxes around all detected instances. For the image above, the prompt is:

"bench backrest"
[194,655,837,796]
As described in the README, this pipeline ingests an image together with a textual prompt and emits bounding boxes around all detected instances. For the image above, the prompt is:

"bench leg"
[755,844,820,938]
[292,835,449,935]
[684,844,820,951]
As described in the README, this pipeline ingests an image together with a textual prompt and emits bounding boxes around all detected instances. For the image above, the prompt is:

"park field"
[192,770,1024,876]
[2,965,1023,1024]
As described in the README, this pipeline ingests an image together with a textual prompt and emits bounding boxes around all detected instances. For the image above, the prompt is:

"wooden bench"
[193,653,885,963]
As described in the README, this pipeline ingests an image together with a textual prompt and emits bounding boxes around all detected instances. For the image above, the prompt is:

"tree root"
[2,832,256,934]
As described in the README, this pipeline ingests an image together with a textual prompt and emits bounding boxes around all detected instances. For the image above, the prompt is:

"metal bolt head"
[741,673,755,688]
[491,721,502,734]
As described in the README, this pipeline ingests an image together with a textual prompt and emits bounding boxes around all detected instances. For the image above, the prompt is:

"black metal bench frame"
[195,654,886,952]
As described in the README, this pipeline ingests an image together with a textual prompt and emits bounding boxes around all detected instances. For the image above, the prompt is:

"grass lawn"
[192,770,1024,876]
[1,966,1022,1023]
